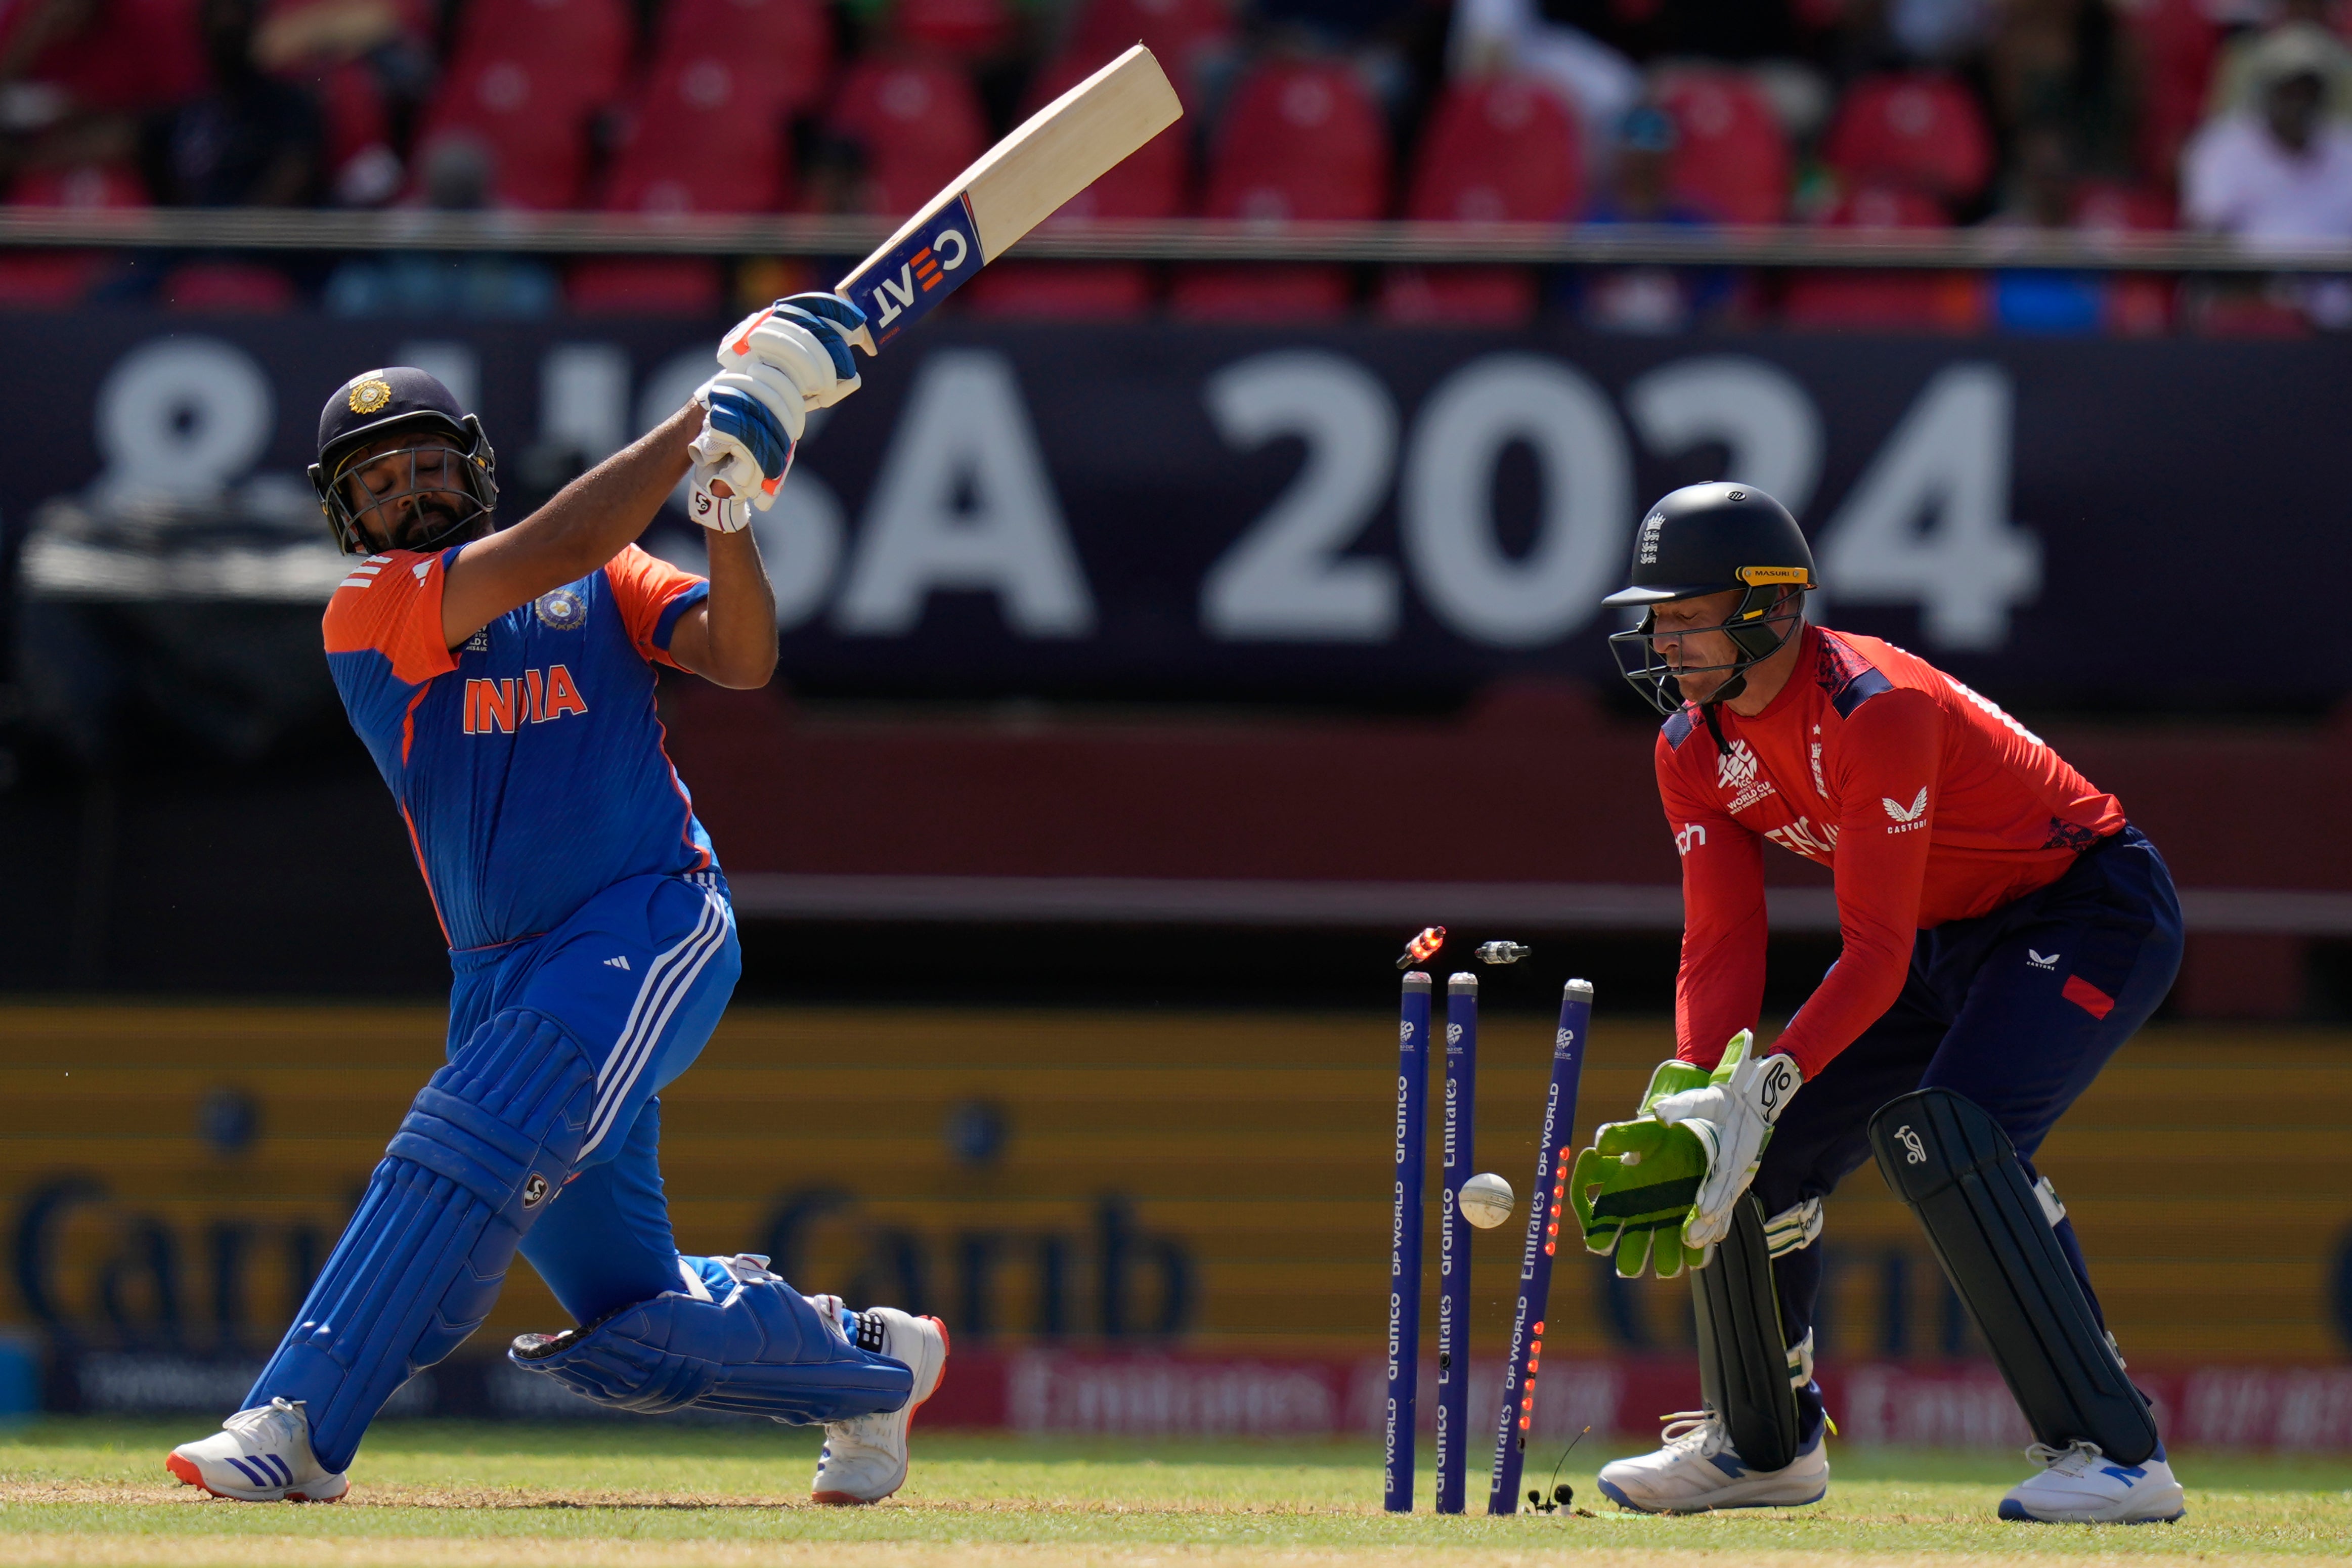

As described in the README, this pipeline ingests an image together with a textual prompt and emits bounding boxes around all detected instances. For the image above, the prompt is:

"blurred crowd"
[3,0,2350,331]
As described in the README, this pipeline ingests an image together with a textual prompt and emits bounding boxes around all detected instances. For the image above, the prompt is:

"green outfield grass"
[1,1418,2347,1566]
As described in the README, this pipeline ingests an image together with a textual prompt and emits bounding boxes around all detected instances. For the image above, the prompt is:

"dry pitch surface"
[3,1418,2347,1567]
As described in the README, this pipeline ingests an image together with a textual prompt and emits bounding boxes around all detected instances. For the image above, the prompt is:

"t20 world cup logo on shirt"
[1715,738,1774,815]
[1716,739,1759,792]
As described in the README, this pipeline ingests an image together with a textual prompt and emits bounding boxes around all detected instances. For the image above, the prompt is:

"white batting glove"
[1649,1030,1803,1249]
[717,293,866,411]
[684,293,869,531]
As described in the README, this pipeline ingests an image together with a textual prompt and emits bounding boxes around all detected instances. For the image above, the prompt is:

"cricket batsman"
[165,295,946,1504]
[1573,483,2185,1523]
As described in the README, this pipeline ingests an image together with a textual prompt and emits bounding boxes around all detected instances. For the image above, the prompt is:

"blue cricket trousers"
[447,868,744,1325]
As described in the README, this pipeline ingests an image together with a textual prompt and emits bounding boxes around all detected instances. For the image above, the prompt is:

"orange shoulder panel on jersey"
[321,550,458,686]
[603,544,708,670]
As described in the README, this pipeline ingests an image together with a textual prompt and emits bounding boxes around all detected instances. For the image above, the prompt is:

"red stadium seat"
[6,164,149,207]
[416,56,605,208]
[0,0,206,114]
[965,47,1190,319]
[1402,73,1580,223]
[422,0,630,207]
[604,55,796,213]
[652,0,832,117]
[1658,68,1790,225]
[1069,0,1234,107]
[896,0,1015,60]
[0,163,147,306]
[448,0,632,95]
[1377,74,1580,326]
[1823,72,1994,205]
[1172,58,1388,322]
[303,60,393,190]
[1781,185,1985,333]
[824,57,990,217]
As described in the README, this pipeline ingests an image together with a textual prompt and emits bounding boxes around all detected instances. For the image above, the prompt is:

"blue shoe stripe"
[1596,1478,1649,1513]
[224,1455,271,1490]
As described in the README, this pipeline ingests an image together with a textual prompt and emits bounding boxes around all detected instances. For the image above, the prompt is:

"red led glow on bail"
[1396,925,1447,969]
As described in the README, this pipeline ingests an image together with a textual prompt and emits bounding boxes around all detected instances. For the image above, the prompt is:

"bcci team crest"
[348,376,393,415]
[535,587,586,630]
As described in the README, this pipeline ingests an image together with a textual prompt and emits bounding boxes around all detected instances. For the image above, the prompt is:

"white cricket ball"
[1459,1172,1515,1230]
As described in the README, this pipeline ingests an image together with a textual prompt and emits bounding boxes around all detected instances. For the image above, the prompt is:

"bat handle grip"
[834,292,878,358]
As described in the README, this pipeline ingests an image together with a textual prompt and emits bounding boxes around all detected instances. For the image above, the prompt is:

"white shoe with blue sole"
[1596,1409,1828,1514]
[1999,1441,2185,1523]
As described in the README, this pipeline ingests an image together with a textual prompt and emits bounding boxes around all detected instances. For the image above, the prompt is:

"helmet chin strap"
[1692,591,1803,755]
[1701,695,1733,756]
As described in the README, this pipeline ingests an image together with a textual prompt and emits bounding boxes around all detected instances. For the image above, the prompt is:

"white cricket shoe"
[1999,1441,2185,1523]
[1596,1409,1828,1514]
[810,1306,949,1506]
[165,1397,348,1502]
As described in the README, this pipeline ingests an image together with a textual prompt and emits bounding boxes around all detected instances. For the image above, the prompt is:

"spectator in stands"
[1982,122,2106,333]
[2184,23,2352,324]
[153,0,323,205]
[1449,0,1643,158]
[323,137,559,315]
[252,0,437,206]
[1564,104,1732,331]
[1985,0,2136,182]
[2208,6,2352,123]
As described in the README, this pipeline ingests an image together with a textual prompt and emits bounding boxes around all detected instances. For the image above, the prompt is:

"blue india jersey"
[322,542,717,951]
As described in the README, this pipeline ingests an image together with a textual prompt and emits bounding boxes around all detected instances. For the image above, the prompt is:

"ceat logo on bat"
[860,196,981,344]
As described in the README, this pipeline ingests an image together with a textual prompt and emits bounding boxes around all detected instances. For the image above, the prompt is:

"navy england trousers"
[1751,826,2184,1427]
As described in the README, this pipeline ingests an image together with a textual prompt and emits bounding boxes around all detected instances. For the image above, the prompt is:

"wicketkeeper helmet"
[1603,482,1814,716]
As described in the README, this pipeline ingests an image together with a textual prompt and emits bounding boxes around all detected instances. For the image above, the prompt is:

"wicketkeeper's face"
[1646,588,1749,706]
[339,431,474,553]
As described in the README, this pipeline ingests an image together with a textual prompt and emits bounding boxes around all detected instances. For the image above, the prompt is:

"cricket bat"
[833,44,1183,354]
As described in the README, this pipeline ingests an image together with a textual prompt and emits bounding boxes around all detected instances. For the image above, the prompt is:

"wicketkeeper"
[167,297,947,1504]
[1574,483,2185,1523]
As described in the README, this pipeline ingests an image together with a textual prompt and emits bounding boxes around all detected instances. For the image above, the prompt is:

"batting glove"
[687,293,869,531]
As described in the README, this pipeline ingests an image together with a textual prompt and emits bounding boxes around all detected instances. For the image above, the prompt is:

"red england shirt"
[1656,624,2125,1076]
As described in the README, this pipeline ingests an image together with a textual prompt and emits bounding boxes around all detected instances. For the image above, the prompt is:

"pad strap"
[1763,1197,1823,1258]
[510,1274,912,1425]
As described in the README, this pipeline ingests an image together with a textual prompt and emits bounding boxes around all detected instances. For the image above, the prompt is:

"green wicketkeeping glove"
[1570,1059,1712,1279]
